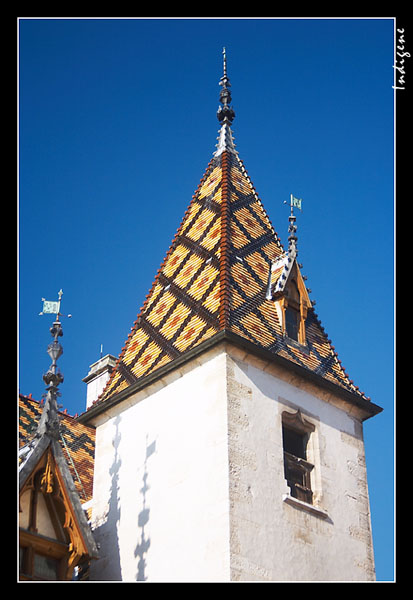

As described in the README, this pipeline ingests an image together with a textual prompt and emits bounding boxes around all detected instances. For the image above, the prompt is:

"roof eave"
[78,330,382,425]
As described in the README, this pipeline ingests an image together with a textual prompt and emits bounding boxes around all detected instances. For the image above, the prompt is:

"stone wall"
[226,344,375,581]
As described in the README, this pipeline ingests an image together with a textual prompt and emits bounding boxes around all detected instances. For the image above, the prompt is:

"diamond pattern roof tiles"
[88,140,372,413]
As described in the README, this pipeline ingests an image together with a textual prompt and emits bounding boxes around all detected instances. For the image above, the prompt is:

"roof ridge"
[218,150,232,330]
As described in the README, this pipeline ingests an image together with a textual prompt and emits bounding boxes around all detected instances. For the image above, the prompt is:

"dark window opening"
[282,424,313,504]
[289,279,300,303]
[282,426,307,459]
[285,306,299,341]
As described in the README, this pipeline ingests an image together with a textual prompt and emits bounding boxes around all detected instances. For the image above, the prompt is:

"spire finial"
[217,47,235,125]
[286,194,303,256]
[36,290,70,439]
[222,46,228,78]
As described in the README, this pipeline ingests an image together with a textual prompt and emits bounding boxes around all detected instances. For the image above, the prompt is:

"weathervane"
[284,194,303,249]
[39,288,72,321]
[284,193,303,216]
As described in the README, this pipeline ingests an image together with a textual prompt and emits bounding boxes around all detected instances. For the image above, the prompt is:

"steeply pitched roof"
[90,143,373,410]
[83,53,381,421]
[19,393,95,503]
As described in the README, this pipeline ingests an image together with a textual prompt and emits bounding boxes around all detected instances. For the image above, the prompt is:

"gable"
[19,394,95,503]
[19,444,97,580]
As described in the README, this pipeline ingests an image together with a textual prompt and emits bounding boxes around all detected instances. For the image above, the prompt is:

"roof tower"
[84,50,381,421]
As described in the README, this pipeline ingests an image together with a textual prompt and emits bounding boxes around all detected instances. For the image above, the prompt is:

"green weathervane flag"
[290,194,302,211]
[39,289,63,316]
[284,194,303,214]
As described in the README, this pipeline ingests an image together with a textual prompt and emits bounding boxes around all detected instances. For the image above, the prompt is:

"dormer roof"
[19,393,95,503]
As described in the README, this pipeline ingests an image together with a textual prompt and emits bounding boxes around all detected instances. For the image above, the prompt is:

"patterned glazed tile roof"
[19,393,95,503]
[90,135,371,411]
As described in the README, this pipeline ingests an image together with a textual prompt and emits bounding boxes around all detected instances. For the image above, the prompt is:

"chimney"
[83,354,117,409]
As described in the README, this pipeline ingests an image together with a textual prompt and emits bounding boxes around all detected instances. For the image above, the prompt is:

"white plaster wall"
[88,341,376,582]
[89,348,231,582]
[226,346,375,582]
[19,490,58,540]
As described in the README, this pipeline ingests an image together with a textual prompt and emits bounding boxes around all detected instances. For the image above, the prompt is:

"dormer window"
[268,253,311,347]
[281,270,309,346]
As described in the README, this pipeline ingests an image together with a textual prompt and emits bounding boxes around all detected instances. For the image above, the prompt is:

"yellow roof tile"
[173,315,207,352]
[186,208,216,242]
[159,303,192,340]
[188,264,219,301]
[146,291,176,327]
[198,166,222,199]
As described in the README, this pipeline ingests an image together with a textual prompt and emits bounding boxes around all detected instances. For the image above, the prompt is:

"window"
[285,306,299,341]
[283,426,307,459]
[279,269,309,346]
[282,410,315,505]
[19,537,67,581]
[288,278,300,303]
[33,553,60,580]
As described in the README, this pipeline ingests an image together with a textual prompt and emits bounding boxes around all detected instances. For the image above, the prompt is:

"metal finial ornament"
[36,290,70,439]
[284,194,303,251]
[265,196,303,301]
[222,46,229,82]
[43,319,64,389]
[217,47,235,125]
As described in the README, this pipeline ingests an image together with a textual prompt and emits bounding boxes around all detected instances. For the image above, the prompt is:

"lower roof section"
[19,394,95,503]
[77,329,382,426]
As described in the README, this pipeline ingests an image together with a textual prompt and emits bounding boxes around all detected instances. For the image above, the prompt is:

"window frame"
[19,529,68,581]
[281,410,315,505]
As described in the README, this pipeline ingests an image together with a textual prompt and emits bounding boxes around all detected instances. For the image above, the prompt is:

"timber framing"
[19,434,98,580]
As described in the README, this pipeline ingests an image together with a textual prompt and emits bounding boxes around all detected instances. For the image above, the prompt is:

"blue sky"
[18,18,395,581]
